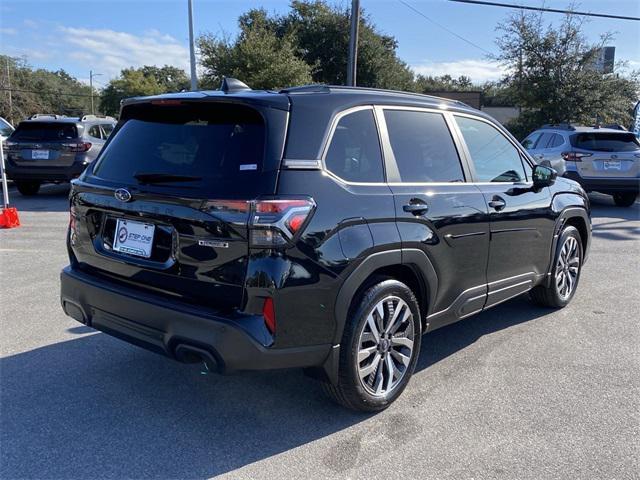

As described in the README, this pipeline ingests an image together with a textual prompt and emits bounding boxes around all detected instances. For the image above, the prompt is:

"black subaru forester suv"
[60,80,591,411]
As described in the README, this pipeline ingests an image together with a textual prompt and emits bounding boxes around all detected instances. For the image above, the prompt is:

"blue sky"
[1,0,638,86]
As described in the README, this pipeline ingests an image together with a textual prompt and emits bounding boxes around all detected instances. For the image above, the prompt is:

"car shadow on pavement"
[1,295,552,479]
[2,184,70,212]
[588,194,639,241]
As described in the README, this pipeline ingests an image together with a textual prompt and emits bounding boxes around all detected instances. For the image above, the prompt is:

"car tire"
[530,225,583,308]
[16,181,41,196]
[612,192,637,208]
[323,278,422,412]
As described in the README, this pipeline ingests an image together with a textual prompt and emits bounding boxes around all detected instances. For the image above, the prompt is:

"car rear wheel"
[530,225,583,308]
[323,279,422,411]
[612,192,637,208]
[16,181,41,196]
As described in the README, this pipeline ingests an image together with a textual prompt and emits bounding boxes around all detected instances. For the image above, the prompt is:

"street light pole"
[347,0,360,87]
[89,70,102,115]
[188,0,198,90]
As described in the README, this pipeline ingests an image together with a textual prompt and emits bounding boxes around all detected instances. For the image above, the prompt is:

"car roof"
[535,126,629,134]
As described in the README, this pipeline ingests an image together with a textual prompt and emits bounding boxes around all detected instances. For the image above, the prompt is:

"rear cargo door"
[7,121,81,167]
[571,131,640,179]
[70,99,288,311]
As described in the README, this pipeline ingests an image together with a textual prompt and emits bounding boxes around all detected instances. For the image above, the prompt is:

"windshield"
[11,122,78,141]
[91,103,266,196]
[571,132,640,152]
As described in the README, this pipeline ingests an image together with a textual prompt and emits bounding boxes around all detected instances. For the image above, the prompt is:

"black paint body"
[60,87,592,380]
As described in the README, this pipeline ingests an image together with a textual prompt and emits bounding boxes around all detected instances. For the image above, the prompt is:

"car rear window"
[11,122,78,141]
[571,132,640,152]
[92,103,266,196]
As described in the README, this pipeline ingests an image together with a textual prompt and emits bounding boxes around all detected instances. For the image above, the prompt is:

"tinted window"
[384,110,464,183]
[11,122,78,141]
[455,116,527,183]
[535,132,553,149]
[521,132,541,150]
[325,109,384,183]
[88,125,102,139]
[92,104,266,196]
[571,132,640,152]
[0,117,13,137]
[549,134,564,148]
[101,124,114,137]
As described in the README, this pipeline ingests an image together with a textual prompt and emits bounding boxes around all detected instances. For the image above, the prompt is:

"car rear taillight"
[251,198,315,247]
[69,206,77,245]
[561,151,592,162]
[263,297,276,334]
[63,142,92,152]
[2,141,17,151]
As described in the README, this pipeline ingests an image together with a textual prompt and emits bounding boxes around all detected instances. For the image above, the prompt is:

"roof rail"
[280,84,331,94]
[29,114,65,120]
[600,123,628,131]
[540,123,577,131]
[80,114,116,122]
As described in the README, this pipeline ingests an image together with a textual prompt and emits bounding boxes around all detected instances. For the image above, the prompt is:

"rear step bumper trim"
[60,266,331,373]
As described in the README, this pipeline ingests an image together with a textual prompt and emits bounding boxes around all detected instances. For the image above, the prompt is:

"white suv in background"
[523,124,640,207]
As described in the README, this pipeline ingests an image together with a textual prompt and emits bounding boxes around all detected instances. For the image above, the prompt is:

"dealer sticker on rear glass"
[239,164,257,171]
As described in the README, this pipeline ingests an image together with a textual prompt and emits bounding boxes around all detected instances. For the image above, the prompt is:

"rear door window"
[11,122,78,141]
[548,134,564,148]
[384,109,465,183]
[571,132,640,152]
[92,103,266,196]
[522,132,541,150]
[324,109,384,183]
[455,116,528,183]
[534,132,553,149]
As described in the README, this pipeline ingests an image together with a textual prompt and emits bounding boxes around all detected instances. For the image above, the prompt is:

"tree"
[414,74,476,93]
[0,55,94,124]
[197,1,414,91]
[100,65,190,116]
[494,11,640,138]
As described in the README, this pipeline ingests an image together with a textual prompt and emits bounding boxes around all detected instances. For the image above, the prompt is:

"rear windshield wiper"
[133,172,203,184]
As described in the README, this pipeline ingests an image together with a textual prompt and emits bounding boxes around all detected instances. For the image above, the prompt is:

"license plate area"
[112,218,155,258]
[32,149,49,160]
[603,160,621,170]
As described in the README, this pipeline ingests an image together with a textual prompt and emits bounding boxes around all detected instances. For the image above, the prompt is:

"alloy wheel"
[555,236,580,300]
[356,295,415,397]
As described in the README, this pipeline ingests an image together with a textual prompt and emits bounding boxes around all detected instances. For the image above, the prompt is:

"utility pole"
[188,0,198,90]
[89,70,102,115]
[347,0,360,86]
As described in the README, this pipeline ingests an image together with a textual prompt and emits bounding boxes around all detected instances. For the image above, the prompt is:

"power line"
[398,0,493,55]
[0,87,100,98]
[449,0,640,21]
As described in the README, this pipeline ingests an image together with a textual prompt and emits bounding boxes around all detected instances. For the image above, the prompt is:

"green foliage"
[198,1,414,91]
[0,55,94,125]
[495,11,640,138]
[100,65,190,116]
[414,74,475,93]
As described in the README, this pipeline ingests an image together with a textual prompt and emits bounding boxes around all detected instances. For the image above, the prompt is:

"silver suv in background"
[3,114,116,195]
[523,124,640,207]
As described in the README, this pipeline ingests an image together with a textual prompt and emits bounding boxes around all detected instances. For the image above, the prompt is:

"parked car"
[60,81,591,411]
[3,114,116,195]
[523,124,640,207]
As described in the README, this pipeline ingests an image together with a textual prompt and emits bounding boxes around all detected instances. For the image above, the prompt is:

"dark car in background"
[3,114,116,195]
[60,81,591,411]
[523,124,640,207]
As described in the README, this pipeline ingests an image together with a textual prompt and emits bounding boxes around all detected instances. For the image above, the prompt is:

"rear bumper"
[563,172,640,193]
[59,266,331,373]
[6,162,87,182]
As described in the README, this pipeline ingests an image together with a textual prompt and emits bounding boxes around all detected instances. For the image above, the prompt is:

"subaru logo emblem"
[611,154,618,159]
[114,188,132,202]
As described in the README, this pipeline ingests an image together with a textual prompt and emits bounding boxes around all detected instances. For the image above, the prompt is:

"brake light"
[263,297,276,334]
[561,151,592,162]
[150,99,183,106]
[63,142,92,152]
[69,206,77,245]
[251,198,315,247]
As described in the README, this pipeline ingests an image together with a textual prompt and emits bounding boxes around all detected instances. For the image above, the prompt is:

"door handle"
[488,196,506,211]
[403,201,429,215]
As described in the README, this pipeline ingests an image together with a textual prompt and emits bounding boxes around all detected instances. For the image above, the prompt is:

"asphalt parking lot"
[1,184,638,480]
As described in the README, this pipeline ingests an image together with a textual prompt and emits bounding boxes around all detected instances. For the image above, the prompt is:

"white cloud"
[57,26,190,79]
[0,27,17,35]
[23,19,38,28]
[412,59,507,83]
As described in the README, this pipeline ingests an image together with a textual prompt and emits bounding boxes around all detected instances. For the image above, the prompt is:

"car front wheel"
[323,279,422,411]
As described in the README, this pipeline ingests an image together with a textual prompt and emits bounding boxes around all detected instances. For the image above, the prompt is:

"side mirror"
[532,165,557,188]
